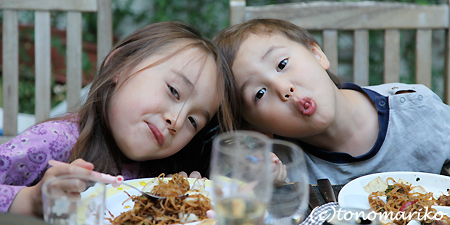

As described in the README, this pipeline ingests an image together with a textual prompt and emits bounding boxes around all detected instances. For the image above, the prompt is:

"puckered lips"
[147,123,165,146]
[297,97,317,116]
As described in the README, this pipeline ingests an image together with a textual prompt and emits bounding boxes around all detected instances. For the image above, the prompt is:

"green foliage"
[111,0,229,39]
[248,0,446,4]
[368,30,384,86]
[0,14,69,114]
[371,0,445,3]
[13,63,62,114]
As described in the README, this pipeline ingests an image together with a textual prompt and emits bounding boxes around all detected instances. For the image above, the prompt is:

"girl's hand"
[271,153,287,186]
[8,159,94,217]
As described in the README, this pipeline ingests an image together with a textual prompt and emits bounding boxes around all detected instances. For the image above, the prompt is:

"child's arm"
[0,120,78,214]
[8,159,94,216]
[271,153,287,186]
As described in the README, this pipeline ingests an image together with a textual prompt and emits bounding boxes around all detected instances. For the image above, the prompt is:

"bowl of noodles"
[338,172,450,225]
[105,174,213,225]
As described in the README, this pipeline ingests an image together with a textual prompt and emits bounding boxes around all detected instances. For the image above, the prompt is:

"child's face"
[232,33,339,139]
[108,41,220,161]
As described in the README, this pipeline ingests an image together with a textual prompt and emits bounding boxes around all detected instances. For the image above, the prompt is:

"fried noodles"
[108,174,211,225]
[368,177,450,225]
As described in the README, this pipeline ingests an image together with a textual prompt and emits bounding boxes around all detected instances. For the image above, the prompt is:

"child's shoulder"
[363,83,433,97]
[23,117,79,138]
[37,117,77,127]
[0,117,79,161]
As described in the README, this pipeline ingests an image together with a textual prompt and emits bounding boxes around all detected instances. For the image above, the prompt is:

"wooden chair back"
[229,0,450,104]
[1,0,112,143]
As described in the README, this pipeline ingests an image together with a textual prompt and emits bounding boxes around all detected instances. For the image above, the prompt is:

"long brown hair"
[62,21,238,176]
[213,18,342,87]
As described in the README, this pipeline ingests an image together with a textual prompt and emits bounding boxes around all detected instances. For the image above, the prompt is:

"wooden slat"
[1,0,113,141]
[244,1,448,30]
[384,29,400,83]
[97,0,113,70]
[353,30,369,86]
[35,11,52,123]
[322,30,338,75]
[230,0,246,26]
[66,12,82,111]
[0,136,15,144]
[0,0,97,12]
[445,0,450,105]
[415,29,433,88]
[445,12,450,104]
[2,10,19,137]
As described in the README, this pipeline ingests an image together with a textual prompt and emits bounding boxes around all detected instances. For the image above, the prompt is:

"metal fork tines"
[120,182,186,200]
[120,182,166,200]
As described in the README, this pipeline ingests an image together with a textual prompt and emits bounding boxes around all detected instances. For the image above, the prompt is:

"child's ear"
[311,43,330,70]
[113,75,119,83]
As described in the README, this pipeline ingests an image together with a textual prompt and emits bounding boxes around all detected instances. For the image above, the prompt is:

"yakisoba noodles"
[368,177,450,225]
[108,173,211,225]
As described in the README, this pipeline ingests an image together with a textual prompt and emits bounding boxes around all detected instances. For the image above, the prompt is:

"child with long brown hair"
[1,21,238,216]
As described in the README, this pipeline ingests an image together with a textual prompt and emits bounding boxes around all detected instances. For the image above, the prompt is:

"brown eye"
[168,85,180,100]
[188,117,198,130]
[277,59,288,72]
[255,88,266,102]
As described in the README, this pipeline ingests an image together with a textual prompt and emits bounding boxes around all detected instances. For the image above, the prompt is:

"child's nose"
[283,87,295,100]
[165,111,186,134]
[274,81,295,101]
[165,119,178,134]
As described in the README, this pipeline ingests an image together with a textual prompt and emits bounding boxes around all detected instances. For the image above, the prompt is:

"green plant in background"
[0,22,67,114]
[366,0,446,96]
[0,11,92,114]
[150,0,229,39]
[110,0,229,40]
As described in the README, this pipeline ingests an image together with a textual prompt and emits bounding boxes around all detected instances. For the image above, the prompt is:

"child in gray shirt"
[213,18,450,185]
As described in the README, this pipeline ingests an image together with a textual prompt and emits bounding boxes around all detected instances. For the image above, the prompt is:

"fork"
[48,160,166,200]
[117,182,169,200]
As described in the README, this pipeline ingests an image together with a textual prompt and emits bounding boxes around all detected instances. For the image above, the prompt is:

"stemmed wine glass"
[265,139,309,225]
[210,131,274,225]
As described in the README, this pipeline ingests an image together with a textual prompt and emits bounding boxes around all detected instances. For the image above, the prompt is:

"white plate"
[338,171,450,209]
[104,177,213,225]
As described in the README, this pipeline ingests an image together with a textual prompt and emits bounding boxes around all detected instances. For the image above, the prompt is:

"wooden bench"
[1,0,113,143]
[229,0,450,104]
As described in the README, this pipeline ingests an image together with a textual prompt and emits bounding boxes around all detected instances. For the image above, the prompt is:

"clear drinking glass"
[41,174,106,225]
[265,139,309,225]
[210,131,274,225]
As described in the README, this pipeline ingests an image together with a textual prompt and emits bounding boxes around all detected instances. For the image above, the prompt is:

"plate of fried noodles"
[338,172,450,225]
[105,173,213,225]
